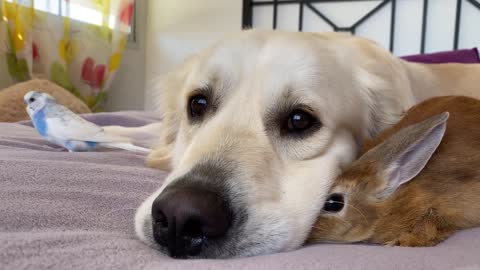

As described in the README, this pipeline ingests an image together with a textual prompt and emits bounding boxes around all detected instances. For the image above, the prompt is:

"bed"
[2,1,480,269]
[1,104,480,269]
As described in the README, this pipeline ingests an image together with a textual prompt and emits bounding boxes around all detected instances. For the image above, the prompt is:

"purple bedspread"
[401,48,480,64]
[1,111,480,270]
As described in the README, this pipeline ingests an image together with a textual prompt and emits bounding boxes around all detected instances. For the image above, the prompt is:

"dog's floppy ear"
[347,36,414,139]
[361,112,449,199]
[146,56,196,171]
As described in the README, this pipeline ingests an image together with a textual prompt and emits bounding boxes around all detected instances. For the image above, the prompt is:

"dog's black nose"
[151,186,232,258]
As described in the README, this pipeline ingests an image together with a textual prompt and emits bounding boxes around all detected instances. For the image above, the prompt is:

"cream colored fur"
[130,30,480,258]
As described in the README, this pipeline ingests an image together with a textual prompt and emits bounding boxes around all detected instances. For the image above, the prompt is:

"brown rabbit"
[308,96,480,247]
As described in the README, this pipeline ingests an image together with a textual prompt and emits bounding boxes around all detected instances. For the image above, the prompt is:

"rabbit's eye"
[323,193,344,212]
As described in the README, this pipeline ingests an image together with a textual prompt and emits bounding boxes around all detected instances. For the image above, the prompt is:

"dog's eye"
[189,95,208,118]
[323,193,344,213]
[284,109,317,134]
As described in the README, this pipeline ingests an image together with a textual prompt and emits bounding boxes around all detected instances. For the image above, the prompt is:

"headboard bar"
[242,0,480,53]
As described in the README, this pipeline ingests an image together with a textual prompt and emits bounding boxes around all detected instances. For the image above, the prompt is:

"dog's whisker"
[135,191,154,197]
[101,208,138,219]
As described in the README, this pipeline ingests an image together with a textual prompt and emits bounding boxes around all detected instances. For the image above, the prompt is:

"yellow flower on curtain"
[1,0,33,82]
[14,13,25,51]
[58,39,79,65]
[108,52,121,72]
[1,1,32,53]
[2,1,18,22]
[85,23,111,42]
[108,36,127,72]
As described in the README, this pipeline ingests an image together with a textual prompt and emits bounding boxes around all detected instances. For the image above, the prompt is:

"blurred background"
[1,0,479,113]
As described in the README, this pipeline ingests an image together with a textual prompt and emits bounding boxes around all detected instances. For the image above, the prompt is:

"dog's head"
[135,30,413,258]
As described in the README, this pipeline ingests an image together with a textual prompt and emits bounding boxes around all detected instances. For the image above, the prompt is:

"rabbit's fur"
[308,96,480,247]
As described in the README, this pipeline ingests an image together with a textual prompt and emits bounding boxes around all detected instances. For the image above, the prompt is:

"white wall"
[144,0,243,110]
[106,0,147,111]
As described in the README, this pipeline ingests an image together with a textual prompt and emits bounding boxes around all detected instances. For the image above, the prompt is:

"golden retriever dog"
[126,29,480,258]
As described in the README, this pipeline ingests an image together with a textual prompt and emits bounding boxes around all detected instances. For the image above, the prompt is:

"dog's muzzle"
[151,181,233,258]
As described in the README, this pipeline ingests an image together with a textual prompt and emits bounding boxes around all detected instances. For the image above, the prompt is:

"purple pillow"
[401,48,480,64]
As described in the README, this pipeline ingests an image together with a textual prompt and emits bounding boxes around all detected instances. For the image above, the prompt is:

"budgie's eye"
[29,97,36,103]
[189,94,208,119]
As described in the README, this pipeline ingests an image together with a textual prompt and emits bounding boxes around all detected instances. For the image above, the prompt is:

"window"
[12,0,135,41]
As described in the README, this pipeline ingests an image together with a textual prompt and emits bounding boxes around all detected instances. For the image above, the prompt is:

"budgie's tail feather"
[100,142,151,154]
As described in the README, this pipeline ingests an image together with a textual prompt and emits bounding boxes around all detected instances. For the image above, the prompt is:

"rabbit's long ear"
[361,112,449,199]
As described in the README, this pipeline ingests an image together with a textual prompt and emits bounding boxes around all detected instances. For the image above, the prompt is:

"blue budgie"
[24,91,151,153]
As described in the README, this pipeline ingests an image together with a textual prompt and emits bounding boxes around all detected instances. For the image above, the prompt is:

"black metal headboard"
[242,0,480,53]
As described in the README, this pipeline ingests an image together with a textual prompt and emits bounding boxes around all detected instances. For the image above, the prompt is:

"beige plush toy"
[0,79,91,122]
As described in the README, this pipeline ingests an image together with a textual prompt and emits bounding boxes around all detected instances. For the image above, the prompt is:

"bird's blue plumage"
[86,141,97,148]
[32,109,48,137]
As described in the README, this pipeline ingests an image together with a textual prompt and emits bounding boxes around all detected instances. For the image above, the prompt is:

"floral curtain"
[0,0,134,111]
